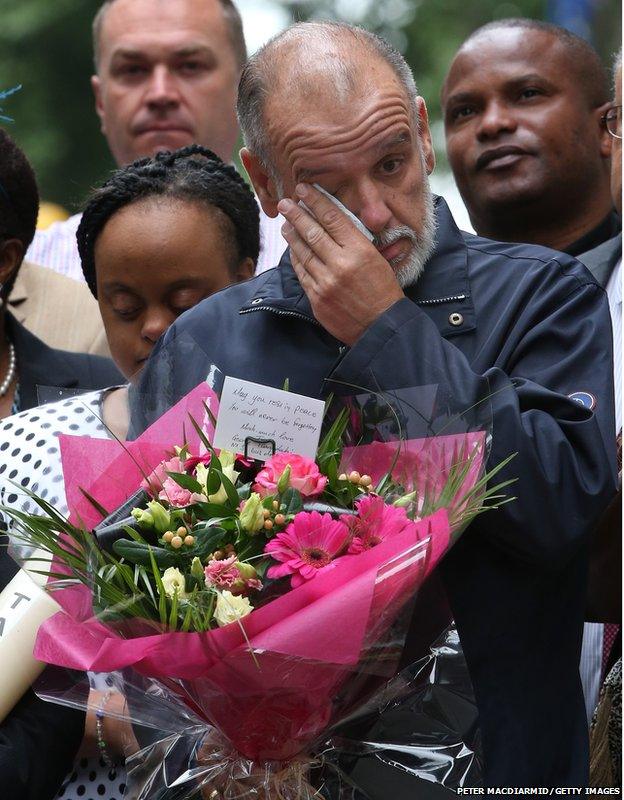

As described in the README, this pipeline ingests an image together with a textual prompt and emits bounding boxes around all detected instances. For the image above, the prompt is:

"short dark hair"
[77,145,260,297]
[0,128,39,296]
[92,0,247,71]
[457,18,610,107]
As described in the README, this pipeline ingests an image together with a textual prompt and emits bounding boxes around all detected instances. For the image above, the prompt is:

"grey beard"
[376,180,437,289]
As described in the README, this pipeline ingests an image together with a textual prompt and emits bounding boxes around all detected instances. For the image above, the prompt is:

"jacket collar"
[7,312,82,408]
[578,233,622,289]
[240,196,475,338]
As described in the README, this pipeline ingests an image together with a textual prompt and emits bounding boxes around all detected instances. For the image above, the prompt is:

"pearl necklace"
[0,342,16,397]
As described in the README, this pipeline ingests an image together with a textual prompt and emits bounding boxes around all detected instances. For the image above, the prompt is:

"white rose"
[161,567,189,599]
[214,590,253,628]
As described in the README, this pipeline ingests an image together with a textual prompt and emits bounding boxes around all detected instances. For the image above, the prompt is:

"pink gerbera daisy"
[341,494,413,554]
[264,511,350,588]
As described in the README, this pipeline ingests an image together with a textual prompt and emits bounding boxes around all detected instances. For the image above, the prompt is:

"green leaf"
[147,547,168,626]
[184,528,226,561]
[201,401,218,434]
[237,482,252,502]
[206,466,223,496]
[165,471,203,495]
[219,471,241,509]
[281,487,303,515]
[112,539,178,569]
[78,488,109,519]
[168,587,179,631]
[194,502,232,518]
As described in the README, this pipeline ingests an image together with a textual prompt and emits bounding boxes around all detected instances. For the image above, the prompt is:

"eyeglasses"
[603,105,622,140]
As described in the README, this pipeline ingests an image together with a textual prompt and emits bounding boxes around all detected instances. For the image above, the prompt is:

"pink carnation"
[341,494,413,554]
[142,455,185,497]
[204,555,240,589]
[264,511,350,588]
[254,453,327,497]
[158,477,206,508]
[204,556,263,594]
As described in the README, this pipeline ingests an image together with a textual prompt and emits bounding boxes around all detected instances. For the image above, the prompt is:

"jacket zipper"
[239,304,347,353]
[239,304,321,326]
[417,293,467,306]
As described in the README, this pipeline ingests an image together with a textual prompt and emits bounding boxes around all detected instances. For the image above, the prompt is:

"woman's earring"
[0,283,4,309]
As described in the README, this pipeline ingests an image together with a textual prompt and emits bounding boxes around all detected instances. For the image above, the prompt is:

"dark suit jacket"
[578,234,621,289]
[7,311,123,410]
[579,235,622,635]
[0,315,122,798]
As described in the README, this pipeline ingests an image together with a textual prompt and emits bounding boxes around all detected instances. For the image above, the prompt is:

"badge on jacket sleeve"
[568,391,597,410]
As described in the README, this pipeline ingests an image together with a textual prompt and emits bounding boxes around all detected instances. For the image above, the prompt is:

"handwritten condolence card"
[213,377,325,461]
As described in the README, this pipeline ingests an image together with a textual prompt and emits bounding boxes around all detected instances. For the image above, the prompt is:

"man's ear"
[240,148,280,218]
[235,256,255,281]
[91,74,106,134]
[0,239,24,288]
[595,101,613,159]
[416,96,436,175]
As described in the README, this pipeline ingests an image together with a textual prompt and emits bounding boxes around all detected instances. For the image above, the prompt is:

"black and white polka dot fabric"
[0,390,127,799]
[0,390,107,525]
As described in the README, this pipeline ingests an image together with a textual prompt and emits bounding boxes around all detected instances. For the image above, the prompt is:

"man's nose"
[476,101,517,140]
[144,65,180,109]
[141,308,174,344]
[351,181,394,234]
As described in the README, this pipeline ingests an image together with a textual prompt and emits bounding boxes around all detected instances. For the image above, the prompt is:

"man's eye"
[118,64,147,76]
[519,88,542,100]
[179,61,205,75]
[450,106,475,121]
[379,158,403,175]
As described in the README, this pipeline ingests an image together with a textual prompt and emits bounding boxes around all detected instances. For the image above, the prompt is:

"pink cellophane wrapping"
[35,382,483,764]
[60,382,219,528]
[341,433,485,502]
[35,511,449,760]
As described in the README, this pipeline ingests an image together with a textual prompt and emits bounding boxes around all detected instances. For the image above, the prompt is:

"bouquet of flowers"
[3,375,513,798]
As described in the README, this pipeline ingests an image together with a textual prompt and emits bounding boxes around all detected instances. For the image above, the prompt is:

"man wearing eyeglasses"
[580,57,621,763]
[442,18,619,256]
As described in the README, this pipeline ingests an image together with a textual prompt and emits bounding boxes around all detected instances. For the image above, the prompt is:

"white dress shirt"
[607,256,622,433]
[579,255,621,722]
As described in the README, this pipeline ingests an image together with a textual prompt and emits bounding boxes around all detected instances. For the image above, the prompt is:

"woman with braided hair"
[0,145,259,800]
[78,143,258,383]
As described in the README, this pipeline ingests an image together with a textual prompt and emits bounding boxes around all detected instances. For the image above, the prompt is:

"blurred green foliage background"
[0,0,620,210]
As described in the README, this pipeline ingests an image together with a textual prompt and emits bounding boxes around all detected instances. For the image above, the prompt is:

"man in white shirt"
[578,49,621,722]
[26,0,285,280]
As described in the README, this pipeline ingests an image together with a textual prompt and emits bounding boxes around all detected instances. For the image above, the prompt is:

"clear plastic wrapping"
[4,351,504,798]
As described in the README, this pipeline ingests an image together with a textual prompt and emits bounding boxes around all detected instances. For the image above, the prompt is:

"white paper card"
[213,377,325,461]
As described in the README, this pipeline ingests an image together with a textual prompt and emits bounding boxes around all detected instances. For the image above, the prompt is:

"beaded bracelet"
[95,690,115,767]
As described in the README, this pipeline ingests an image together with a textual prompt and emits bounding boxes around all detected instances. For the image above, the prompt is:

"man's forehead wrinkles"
[283,109,409,152]
[289,120,412,179]
[270,91,409,140]
[285,114,410,170]
[275,97,411,160]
